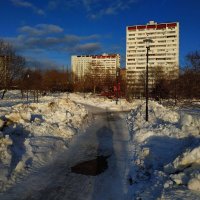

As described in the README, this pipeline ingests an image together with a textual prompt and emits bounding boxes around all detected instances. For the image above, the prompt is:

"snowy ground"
[0,91,89,192]
[126,101,200,199]
[0,90,200,200]
[0,91,133,200]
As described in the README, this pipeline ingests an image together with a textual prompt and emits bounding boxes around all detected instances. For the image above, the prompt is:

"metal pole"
[83,77,85,98]
[116,69,119,105]
[146,47,149,121]
[27,74,29,102]
[27,90,28,101]
[4,56,7,90]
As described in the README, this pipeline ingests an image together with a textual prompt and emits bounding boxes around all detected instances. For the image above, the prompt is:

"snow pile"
[164,146,200,191]
[0,97,88,192]
[69,93,134,111]
[0,133,12,183]
[180,113,200,136]
[127,101,200,199]
[127,101,181,143]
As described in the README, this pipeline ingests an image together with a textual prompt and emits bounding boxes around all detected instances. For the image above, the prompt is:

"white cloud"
[47,0,59,10]
[5,24,102,55]
[86,0,138,19]
[19,24,64,36]
[71,43,101,54]
[46,0,138,18]
[10,0,45,15]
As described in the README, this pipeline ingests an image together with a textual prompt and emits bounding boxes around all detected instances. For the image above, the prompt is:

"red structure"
[128,22,177,31]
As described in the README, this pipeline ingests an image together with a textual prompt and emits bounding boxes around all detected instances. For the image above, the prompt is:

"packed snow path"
[1,105,131,200]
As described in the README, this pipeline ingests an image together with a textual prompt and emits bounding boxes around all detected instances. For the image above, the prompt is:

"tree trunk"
[34,90,36,102]
[36,90,39,103]
[1,89,7,99]
[21,90,24,99]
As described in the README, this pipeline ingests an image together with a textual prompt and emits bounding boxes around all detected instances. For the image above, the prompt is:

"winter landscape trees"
[0,38,200,103]
[0,40,26,99]
[179,50,200,99]
[126,50,200,103]
[0,37,200,200]
[0,39,74,100]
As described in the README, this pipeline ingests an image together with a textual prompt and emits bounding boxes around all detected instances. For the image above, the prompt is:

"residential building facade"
[71,53,120,80]
[126,21,179,96]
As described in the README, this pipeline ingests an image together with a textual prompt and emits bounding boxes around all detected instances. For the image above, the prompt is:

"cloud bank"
[11,0,45,15]
[11,0,138,18]
[4,23,102,63]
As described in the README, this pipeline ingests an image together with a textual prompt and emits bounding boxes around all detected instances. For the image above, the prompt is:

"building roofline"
[72,53,120,57]
[126,21,179,29]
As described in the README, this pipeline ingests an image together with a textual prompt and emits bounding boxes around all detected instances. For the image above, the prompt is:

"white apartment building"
[71,55,92,78]
[126,20,179,95]
[71,53,120,79]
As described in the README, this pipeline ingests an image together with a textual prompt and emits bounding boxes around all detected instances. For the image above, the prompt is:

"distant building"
[126,20,179,96]
[71,53,120,79]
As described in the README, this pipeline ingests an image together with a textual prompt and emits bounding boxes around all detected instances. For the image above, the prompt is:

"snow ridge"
[127,101,200,199]
[0,97,88,192]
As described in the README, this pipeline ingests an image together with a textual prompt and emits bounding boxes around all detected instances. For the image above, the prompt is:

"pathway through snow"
[1,105,131,200]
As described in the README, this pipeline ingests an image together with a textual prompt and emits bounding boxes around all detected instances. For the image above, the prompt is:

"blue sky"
[0,0,200,69]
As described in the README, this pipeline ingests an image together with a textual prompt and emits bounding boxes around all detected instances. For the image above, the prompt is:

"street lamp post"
[27,74,29,101]
[4,56,7,90]
[83,77,86,98]
[116,68,120,105]
[143,38,153,121]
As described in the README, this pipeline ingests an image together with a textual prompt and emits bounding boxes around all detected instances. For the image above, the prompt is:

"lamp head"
[143,38,153,47]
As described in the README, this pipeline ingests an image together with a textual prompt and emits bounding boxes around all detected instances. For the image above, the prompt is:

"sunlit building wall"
[72,53,120,79]
[126,21,179,95]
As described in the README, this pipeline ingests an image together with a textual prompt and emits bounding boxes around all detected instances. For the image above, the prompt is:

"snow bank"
[180,113,200,136]
[0,97,88,192]
[165,146,200,173]
[164,146,200,192]
[0,134,12,166]
[0,119,5,130]
[69,93,134,111]
[127,101,200,199]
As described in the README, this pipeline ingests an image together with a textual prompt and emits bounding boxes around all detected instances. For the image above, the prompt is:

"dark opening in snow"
[71,156,109,176]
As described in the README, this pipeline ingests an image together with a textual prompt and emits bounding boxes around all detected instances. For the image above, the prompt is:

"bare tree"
[185,51,200,98]
[151,66,168,101]
[84,62,103,93]
[0,39,26,99]
[186,51,200,72]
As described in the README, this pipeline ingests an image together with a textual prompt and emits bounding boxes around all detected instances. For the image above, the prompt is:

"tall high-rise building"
[71,53,120,79]
[126,21,179,96]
